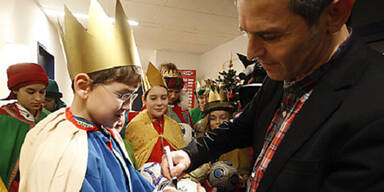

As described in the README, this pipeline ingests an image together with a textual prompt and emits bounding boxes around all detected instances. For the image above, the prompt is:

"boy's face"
[209,110,230,130]
[86,81,138,128]
[14,84,46,114]
[197,94,208,110]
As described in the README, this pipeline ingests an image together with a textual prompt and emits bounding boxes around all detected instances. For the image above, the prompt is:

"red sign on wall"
[180,70,196,110]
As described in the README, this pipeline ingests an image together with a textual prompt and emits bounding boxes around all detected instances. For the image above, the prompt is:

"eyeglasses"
[101,84,138,103]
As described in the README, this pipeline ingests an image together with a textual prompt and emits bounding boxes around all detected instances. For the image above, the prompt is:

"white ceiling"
[36,0,242,54]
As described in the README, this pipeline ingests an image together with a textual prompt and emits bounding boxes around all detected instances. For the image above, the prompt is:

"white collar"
[15,103,35,121]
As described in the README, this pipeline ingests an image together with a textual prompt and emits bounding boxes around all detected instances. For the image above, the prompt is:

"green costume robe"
[189,107,205,128]
[0,103,49,190]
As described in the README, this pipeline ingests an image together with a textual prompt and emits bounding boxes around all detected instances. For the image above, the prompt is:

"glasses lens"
[130,93,138,101]
[121,93,138,102]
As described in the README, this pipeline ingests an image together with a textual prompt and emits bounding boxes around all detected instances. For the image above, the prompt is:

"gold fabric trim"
[125,109,185,168]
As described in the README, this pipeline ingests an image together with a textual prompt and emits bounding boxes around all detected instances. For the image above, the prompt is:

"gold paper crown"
[195,80,206,90]
[162,69,182,78]
[142,62,167,92]
[204,85,235,113]
[208,86,225,103]
[60,0,141,79]
[194,80,209,96]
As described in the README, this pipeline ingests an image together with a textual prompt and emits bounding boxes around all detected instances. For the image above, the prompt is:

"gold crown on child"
[142,63,167,92]
[60,0,141,79]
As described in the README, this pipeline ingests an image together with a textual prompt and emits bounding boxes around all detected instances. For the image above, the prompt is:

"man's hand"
[161,183,207,192]
[161,178,207,192]
[161,150,191,181]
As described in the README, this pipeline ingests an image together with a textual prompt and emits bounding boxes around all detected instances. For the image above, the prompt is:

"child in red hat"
[0,62,50,191]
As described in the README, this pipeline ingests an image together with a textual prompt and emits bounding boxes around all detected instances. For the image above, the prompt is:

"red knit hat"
[2,63,49,100]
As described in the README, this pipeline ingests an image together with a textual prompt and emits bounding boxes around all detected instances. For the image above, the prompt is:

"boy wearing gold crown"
[18,1,156,191]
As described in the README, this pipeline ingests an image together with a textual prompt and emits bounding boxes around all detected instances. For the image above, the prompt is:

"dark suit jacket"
[183,33,384,191]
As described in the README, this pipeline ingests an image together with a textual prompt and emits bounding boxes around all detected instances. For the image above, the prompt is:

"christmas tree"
[215,53,242,111]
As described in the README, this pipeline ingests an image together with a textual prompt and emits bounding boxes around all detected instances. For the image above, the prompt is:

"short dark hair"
[289,0,333,26]
[160,63,178,71]
[71,65,142,91]
[235,0,333,26]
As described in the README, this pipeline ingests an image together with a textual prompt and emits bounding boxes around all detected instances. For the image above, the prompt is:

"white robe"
[19,108,131,192]
[19,108,88,192]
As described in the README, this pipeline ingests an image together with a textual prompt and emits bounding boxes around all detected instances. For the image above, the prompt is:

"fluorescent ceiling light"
[128,20,139,26]
[44,9,139,26]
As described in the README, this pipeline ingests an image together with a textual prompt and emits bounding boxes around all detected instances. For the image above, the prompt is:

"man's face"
[238,0,331,81]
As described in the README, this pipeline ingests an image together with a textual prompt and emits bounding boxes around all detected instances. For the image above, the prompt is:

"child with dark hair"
[0,63,50,192]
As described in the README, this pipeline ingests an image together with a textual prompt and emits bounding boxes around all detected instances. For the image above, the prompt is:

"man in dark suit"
[162,0,384,191]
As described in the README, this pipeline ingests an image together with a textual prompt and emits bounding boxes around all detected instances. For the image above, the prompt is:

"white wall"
[199,35,248,81]
[0,0,72,106]
[137,37,249,85]
[137,49,200,72]
[0,0,247,107]
[137,47,156,71]
[152,50,200,71]
[0,0,201,108]
[0,0,14,51]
